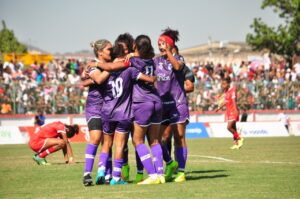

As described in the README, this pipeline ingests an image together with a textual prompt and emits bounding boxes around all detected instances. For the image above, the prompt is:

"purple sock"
[162,143,172,164]
[98,152,109,169]
[151,144,164,175]
[84,144,98,173]
[113,159,123,179]
[175,147,188,172]
[136,144,155,175]
[135,150,144,173]
[123,143,129,165]
[105,149,112,176]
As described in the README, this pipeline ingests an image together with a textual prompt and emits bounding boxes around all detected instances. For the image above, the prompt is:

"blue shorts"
[161,102,189,125]
[102,119,133,135]
[133,101,162,127]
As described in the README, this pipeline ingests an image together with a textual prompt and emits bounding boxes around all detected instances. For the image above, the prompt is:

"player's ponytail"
[161,27,180,43]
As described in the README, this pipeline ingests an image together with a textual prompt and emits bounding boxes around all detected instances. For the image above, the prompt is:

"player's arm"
[162,42,184,71]
[60,132,74,164]
[89,69,110,84]
[81,78,94,87]
[215,103,226,112]
[183,66,195,93]
[232,90,239,115]
[88,60,129,72]
[185,79,194,93]
[137,73,156,83]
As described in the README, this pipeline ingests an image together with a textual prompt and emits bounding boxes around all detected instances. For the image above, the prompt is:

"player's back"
[36,121,65,139]
[101,67,139,121]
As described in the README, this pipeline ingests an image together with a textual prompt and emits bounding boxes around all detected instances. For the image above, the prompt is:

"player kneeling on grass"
[215,77,244,149]
[29,121,79,165]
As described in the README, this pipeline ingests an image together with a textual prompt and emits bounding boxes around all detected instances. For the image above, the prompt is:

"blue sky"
[0,0,282,53]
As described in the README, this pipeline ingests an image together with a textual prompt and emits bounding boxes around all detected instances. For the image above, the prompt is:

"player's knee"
[58,140,66,149]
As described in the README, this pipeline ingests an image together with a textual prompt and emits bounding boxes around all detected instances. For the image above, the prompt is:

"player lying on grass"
[29,121,79,165]
[215,77,244,149]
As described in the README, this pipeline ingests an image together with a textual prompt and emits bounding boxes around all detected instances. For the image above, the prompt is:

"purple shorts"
[133,101,162,127]
[161,102,189,125]
[102,119,133,135]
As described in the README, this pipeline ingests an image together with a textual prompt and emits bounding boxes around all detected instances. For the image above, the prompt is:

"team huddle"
[28,27,244,186]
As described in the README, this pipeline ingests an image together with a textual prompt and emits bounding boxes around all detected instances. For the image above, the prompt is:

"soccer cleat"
[33,154,50,165]
[134,173,144,183]
[158,175,166,184]
[137,176,161,185]
[83,173,93,186]
[165,160,178,182]
[95,169,105,185]
[237,138,244,149]
[173,172,186,183]
[121,163,130,181]
[110,178,128,185]
[230,144,239,150]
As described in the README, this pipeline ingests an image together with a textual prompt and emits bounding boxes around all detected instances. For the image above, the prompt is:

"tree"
[0,20,27,54]
[246,0,300,64]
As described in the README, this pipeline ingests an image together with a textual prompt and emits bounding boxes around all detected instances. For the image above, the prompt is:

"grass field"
[0,137,300,199]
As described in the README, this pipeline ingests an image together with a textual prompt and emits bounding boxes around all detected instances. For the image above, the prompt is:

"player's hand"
[84,68,90,79]
[87,61,97,69]
[68,157,75,164]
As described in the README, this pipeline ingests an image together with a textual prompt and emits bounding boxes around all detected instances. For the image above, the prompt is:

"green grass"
[0,137,300,199]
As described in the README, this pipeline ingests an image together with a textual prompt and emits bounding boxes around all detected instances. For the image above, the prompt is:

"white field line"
[128,154,300,165]
[189,155,239,163]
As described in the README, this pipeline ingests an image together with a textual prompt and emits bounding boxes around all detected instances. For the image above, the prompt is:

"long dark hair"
[161,27,180,43]
[135,35,155,59]
[110,43,126,60]
[65,124,79,138]
[115,33,134,53]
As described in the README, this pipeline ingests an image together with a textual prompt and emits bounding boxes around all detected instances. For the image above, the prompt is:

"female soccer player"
[29,121,79,165]
[129,35,164,185]
[215,77,244,149]
[92,41,156,185]
[82,39,111,186]
[154,28,189,182]
[162,45,195,158]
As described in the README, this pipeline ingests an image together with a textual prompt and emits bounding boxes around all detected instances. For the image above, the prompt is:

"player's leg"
[83,118,103,186]
[33,138,66,165]
[96,120,114,185]
[148,123,165,183]
[227,120,243,149]
[110,120,131,185]
[173,122,188,182]
[121,132,130,181]
[161,123,172,164]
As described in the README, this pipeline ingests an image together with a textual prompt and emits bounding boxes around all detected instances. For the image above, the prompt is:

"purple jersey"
[130,57,160,103]
[85,67,103,122]
[154,55,187,105]
[101,67,141,121]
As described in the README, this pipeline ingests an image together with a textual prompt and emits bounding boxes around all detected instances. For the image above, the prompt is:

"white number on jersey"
[108,77,123,98]
[145,65,154,76]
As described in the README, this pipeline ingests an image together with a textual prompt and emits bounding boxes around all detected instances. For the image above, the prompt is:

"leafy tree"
[0,20,27,54]
[246,0,300,64]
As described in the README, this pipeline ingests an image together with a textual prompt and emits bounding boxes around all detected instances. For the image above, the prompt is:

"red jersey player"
[29,121,79,165]
[216,77,244,149]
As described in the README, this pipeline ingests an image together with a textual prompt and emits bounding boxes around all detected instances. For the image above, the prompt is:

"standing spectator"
[34,110,46,126]
[277,111,290,133]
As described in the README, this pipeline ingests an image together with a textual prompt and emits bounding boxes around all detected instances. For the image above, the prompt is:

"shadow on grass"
[50,161,85,165]
[186,174,229,181]
[186,170,226,174]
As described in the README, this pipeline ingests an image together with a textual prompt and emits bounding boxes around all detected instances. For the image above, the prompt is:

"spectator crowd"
[0,56,300,115]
